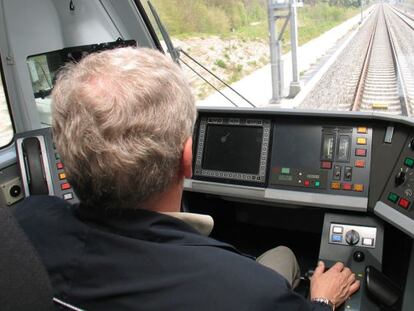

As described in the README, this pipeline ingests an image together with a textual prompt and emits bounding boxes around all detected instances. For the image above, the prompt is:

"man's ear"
[181,137,193,179]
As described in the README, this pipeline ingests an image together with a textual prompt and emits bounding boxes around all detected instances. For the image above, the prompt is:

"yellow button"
[59,173,66,180]
[357,127,368,134]
[354,184,364,192]
[331,182,341,190]
[357,138,367,145]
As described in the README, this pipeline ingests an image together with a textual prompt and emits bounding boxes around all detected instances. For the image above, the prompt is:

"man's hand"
[310,261,360,308]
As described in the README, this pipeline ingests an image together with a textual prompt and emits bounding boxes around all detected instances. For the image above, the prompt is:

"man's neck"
[140,180,183,213]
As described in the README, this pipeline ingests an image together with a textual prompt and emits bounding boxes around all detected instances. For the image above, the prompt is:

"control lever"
[365,266,401,309]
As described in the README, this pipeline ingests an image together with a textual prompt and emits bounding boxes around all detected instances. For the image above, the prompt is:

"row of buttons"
[388,192,410,209]
[55,154,74,201]
[331,182,364,192]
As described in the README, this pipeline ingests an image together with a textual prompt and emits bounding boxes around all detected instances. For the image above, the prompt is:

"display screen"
[202,125,263,174]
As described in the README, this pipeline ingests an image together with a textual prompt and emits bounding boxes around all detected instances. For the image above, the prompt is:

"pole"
[268,0,282,104]
[360,0,363,24]
[289,0,301,97]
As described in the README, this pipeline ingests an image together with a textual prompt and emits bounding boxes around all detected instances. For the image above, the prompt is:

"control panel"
[268,122,372,197]
[329,223,377,248]
[15,128,79,204]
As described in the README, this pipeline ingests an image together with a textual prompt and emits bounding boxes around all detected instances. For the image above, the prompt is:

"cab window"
[0,61,13,148]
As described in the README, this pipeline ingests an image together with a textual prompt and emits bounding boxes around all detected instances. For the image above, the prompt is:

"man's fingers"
[348,280,361,296]
[331,262,344,272]
[347,273,356,284]
[342,267,352,278]
[313,261,325,277]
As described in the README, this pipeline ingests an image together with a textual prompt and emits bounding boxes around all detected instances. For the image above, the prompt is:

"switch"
[345,230,360,245]
[56,162,64,170]
[388,192,399,203]
[314,181,321,188]
[362,238,374,246]
[357,137,367,145]
[395,171,406,186]
[343,183,352,191]
[333,226,343,234]
[321,161,332,169]
[331,234,343,243]
[355,149,367,157]
[63,193,73,200]
[333,165,341,180]
[398,198,410,209]
[344,166,352,181]
[55,153,60,160]
[61,183,71,190]
[353,184,364,192]
[355,160,365,168]
[281,167,290,175]
[404,157,414,168]
[304,180,310,187]
[357,127,368,134]
[59,173,66,180]
[331,182,341,190]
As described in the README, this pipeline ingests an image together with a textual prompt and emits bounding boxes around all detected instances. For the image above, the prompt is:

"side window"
[0,61,13,148]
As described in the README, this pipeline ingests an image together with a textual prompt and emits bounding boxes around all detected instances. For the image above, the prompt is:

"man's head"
[52,47,196,209]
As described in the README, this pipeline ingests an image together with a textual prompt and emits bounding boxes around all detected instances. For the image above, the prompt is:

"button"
[63,193,73,200]
[56,162,64,170]
[314,181,320,187]
[355,160,365,168]
[357,127,368,134]
[355,149,367,157]
[321,161,332,169]
[398,198,410,209]
[357,138,367,145]
[354,184,364,192]
[281,167,290,175]
[388,192,399,203]
[331,182,341,190]
[404,157,414,168]
[362,238,374,246]
[333,165,341,180]
[59,173,66,180]
[331,234,343,242]
[55,153,60,160]
[343,183,352,191]
[304,180,310,187]
[61,183,71,190]
[333,226,343,234]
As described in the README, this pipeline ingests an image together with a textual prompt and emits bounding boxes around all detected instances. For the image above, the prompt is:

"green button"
[281,167,290,175]
[388,192,399,203]
[404,157,414,168]
[315,181,320,187]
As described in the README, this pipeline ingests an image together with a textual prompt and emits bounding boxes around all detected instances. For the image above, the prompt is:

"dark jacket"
[14,195,329,311]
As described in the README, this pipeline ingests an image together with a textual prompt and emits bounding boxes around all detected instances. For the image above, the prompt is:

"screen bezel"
[194,117,271,183]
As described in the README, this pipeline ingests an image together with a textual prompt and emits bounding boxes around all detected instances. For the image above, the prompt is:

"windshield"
[143,0,413,116]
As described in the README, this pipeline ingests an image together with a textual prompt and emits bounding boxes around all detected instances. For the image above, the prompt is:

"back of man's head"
[52,47,196,209]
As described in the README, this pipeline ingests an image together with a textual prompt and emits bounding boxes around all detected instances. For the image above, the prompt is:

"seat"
[0,206,54,310]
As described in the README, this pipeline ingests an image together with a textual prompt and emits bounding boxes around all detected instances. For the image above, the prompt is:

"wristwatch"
[311,297,335,310]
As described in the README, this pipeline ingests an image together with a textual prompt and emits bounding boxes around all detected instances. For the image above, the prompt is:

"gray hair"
[52,47,196,209]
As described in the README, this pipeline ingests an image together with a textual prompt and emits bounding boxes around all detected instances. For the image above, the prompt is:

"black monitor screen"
[202,125,263,174]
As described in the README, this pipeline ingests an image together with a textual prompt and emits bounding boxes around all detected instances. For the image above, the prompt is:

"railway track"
[352,5,409,116]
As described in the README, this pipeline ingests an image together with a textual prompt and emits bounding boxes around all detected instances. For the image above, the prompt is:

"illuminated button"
[387,192,399,203]
[353,184,364,192]
[357,127,368,134]
[357,138,367,145]
[56,162,64,170]
[355,160,365,168]
[59,173,66,180]
[362,238,374,246]
[63,193,73,200]
[304,180,310,187]
[281,167,290,175]
[331,234,343,242]
[314,181,320,188]
[355,149,367,157]
[404,157,414,168]
[61,183,71,190]
[343,183,352,191]
[333,226,343,234]
[321,161,332,169]
[331,182,341,190]
[398,198,410,209]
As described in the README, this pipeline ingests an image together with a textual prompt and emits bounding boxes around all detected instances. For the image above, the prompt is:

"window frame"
[0,54,16,149]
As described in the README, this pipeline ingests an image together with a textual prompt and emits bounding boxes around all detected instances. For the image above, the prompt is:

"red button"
[355,149,367,157]
[355,160,365,168]
[304,180,310,187]
[57,162,64,170]
[321,161,332,169]
[398,198,410,209]
[343,183,352,190]
[61,183,71,190]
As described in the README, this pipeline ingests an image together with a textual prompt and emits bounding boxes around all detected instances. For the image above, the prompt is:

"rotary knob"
[395,171,406,187]
[345,230,360,246]
[410,138,414,151]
